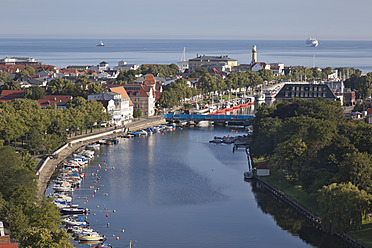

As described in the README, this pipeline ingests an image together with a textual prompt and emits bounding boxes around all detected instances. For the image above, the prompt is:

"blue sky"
[1,0,371,40]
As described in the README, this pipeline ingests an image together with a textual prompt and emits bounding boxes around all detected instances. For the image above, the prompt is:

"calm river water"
[62,127,349,248]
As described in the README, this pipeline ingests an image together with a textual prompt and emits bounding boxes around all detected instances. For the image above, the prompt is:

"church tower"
[251,45,257,64]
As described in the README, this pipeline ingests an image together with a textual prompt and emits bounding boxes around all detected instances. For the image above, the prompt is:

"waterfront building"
[88,86,133,125]
[188,55,238,72]
[275,83,339,102]
[123,75,156,117]
[0,57,41,66]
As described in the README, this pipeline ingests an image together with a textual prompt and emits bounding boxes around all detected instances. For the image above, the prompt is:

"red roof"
[367,108,372,115]
[255,164,269,170]
[109,86,134,106]
[0,243,18,248]
[144,74,156,86]
[0,90,24,101]
[38,95,72,107]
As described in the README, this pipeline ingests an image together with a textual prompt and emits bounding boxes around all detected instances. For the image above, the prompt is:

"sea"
[0,38,371,73]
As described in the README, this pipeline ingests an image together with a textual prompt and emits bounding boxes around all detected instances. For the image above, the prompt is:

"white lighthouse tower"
[251,45,257,64]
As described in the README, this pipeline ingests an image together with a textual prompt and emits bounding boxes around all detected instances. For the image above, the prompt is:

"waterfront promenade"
[36,116,166,199]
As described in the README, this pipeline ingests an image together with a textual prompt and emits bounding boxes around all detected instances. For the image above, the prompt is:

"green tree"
[24,86,46,100]
[20,228,73,248]
[317,182,371,234]
[258,69,274,82]
[16,66,36,78]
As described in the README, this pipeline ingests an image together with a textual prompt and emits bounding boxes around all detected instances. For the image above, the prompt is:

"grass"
[264,171,319,214]
[348,219,372,247]
[257,159,372,246]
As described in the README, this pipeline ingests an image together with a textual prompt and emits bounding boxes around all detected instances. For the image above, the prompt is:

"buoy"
[85,197,87,199]
[116,237,119,240]
[113,210,116,213]
[97,205,99,208]
[94,190,96,194]
[92,195,94,198]
[78,197,80,199]
[85,216,88,219]
[122,229,125,232]
[112,234,115,237]
[107,223,109,227]
[104,207,107,210]
[106,214,108,217]
[104,168,107,171]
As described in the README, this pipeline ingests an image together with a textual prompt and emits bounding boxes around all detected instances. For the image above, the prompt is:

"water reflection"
[250,180,350,248]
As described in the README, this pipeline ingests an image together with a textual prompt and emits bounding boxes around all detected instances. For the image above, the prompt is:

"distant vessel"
[96,41,104,47]
[306,37,318,47]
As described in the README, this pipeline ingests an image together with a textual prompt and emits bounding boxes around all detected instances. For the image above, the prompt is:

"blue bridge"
[164,114,254,126]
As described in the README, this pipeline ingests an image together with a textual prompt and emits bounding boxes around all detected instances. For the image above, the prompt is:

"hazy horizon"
[1,0,371,40]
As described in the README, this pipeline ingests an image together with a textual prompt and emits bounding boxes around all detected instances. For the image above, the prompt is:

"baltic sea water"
[0,38,371,72]
[53,127,351,248]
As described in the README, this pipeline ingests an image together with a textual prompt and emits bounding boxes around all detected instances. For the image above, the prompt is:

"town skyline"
[1,0,372,40]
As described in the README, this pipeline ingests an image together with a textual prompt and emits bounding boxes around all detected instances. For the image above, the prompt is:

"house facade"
[88,86,133,125]
[188,55,238,72]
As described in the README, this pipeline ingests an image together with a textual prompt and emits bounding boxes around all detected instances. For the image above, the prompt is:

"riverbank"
[36,116,166,199]
[253,175,371,248]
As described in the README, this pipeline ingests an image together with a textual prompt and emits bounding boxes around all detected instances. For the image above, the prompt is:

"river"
[51,126,350,248]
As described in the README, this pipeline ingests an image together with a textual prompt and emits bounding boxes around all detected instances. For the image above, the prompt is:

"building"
[275,83,339,102]
[188,55,237,72]
[366,108,372,125]
[88,86,133,125]
[255,164,270,176]
[343,89,356,106]
[38,95,73,109]
[0,57,41,66]
[0,90,24,102]
[113,61,139,71]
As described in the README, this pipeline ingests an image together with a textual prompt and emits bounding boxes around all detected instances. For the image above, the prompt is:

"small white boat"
[306,37,318,47]
[96,41,105,47]
[78,231,105,241]
[62,217,88,227]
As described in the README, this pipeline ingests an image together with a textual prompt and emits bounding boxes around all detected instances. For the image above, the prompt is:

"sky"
[1,0,371,40]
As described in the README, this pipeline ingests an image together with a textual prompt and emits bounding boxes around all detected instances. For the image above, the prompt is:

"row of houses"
[0,74,161,126]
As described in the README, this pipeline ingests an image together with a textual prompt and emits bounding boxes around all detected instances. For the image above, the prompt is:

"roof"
[189,55,237,62]
[367,108,372,116]
[144,74,156,85]
[109,86,134,106]
[38,95,72,107]
[275,83,338,101]
[0,90,24,101]
[255,164,269,170]
[109,86,130,99]
[0,244,18,248]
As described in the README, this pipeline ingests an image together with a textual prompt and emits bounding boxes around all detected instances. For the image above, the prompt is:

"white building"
[88,86,133,125]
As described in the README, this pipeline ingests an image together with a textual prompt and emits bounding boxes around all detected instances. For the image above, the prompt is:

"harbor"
[44,125,353,248]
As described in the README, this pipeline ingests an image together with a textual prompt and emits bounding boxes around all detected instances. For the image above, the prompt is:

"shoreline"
[253,175,371,248]
[36,117,166,199]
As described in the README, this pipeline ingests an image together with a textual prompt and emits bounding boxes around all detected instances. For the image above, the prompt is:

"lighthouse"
[251,45,257,64]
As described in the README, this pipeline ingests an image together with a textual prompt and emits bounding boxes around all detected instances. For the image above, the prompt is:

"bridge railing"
[164,114,254,120]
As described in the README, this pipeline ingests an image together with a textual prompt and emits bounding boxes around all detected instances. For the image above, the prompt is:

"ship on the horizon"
[96,41,105,47]
[306,37,318,47]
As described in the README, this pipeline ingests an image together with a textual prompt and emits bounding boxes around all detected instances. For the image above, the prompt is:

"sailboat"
[96,41,105,47]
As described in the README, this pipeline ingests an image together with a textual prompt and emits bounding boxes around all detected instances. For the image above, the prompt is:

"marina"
[46,126,352,248]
